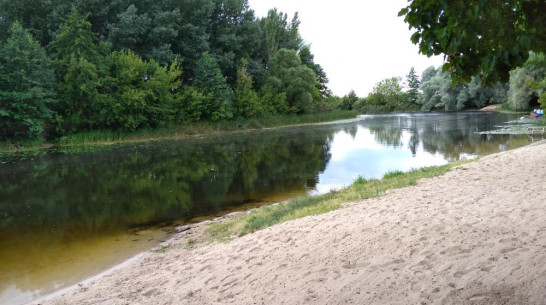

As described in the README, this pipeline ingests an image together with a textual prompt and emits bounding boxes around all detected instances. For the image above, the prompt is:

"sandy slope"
[35,141,546,305]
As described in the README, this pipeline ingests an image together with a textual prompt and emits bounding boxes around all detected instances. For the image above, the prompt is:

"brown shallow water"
[0,112,540,304]
[0,226,169,305]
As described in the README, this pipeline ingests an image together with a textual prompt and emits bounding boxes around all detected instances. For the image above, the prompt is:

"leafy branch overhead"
[399,0,546,84]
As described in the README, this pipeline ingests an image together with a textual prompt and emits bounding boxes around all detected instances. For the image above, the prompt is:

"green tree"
[262,8,303,59]
[340,90,358,110]
[234,59,261,118]
[508,52,546,110]
[193,52,234,121]
[50,8,107,133]
[299,45,330,98]
[0,22,56,141]
[107,4,179,65]
[0,0,61,45]
[266,48,319,114]
[418,71,460,111]
[107,5,151,54]
[367,77,406,108]
[399,0,546,84]
[98,50,182,130]
[406,67,420,104]
[259,84,288,115]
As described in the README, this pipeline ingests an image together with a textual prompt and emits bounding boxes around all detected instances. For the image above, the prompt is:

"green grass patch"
[205,162,467,243]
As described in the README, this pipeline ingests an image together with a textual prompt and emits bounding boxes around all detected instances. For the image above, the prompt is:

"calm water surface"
[0,112,536,304]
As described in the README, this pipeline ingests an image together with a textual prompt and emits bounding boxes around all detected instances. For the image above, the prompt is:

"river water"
[0,112,536,304]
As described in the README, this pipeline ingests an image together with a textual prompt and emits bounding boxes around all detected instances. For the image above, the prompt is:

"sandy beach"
[34,140,546,305]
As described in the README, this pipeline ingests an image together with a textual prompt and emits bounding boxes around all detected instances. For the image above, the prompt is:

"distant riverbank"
[0,111,358,153]
[35,140,546,305]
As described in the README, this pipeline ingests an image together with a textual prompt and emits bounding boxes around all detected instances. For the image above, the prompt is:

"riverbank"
[0,111,357,153]
[34,140,546,304]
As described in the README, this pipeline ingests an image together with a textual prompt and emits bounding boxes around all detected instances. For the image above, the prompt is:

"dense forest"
[0,0,332,142]
[0,0,544,143]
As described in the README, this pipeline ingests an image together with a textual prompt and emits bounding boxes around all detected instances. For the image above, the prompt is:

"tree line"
[0,1,331,142]
[2,0,545,143]
[338,52,546,113]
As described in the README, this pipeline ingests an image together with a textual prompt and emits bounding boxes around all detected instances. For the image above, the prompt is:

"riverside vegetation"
[1,0,546,149]
[205,162,466,243]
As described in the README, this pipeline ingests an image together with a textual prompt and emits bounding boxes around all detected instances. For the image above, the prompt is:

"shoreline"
[32,140,546,304]
[0,111,358,153]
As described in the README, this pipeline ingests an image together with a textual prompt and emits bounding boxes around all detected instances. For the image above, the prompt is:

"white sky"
[247,0,445,97]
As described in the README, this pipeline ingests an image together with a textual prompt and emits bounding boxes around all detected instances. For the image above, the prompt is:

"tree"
[193,52,234,121]
[97,50,182,130]
[262,8,303,59]
[0,0,61,45]
[421,66,437,83]
[418,71,460,111]
[299,45,331,98]
[207,0,263,86]
[0,22,56,141]
[107,4,179,65]
[107,5,152,55]
[406,67,420,104]
[507,52,546,110]
[266,48,319,114]
[340,90,358,110]
[50,8,108,133]
[367,77,406,108]
[234,59,261,118]
[399,0,546,84]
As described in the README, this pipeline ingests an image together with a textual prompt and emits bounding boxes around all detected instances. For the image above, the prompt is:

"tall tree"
[399,0,546,84]
[0,22,56,141]
[266,48,319,114]
[262,8,303,59]
[299,45,330,98]
[97,50,182,130]
[367,77,407,108]
[50,7,108,133]
[340,90,358,110]
[193,52,233,121]
[107,4,179,64]
[234,58,261,118]
[406,67,420,104]
[508,52,546,110]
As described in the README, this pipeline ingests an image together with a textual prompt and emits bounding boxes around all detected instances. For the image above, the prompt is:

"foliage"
[234,58,261,118]
[50,8,107,133]
[193,52,234,121]
[400,0,546,84]
[418,66,508,111]
[299,45,330,98]
[263,8,302,59]
[406,67,420,104]
[508,52,546,110]
[367,77,407,108]
[97,50,182,130]
[206,163,457,241]
[266,48,319,114]
[339,90,358,110]
[0,22,56,141]
[0,0,336,142]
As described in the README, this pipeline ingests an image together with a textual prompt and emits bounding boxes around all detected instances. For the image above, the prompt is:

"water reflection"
[0,112,534,304]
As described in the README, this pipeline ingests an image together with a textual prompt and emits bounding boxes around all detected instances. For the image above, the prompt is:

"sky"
[247,0,445,97]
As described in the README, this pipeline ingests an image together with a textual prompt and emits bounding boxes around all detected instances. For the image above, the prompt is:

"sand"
[34,141,546,305]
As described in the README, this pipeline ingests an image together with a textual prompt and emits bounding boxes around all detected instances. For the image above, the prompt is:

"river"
[0,112,537,304]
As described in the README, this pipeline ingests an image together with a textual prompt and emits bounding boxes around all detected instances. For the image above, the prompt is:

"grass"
[151,243,171,253]
[56,111,359,147]
[205,162,468,243]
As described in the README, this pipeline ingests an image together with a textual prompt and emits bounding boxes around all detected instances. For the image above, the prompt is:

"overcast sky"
[247,0,444,97]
